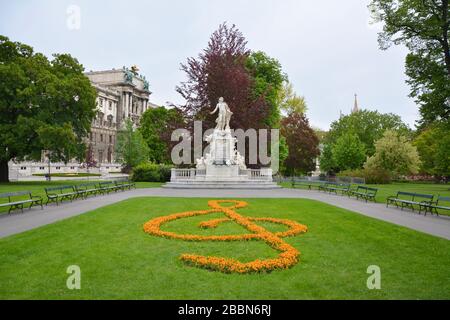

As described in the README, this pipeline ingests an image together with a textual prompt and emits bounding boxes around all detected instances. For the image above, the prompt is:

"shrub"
[363,167,391,184]
[337,168,391,184]
[131,163,172,182]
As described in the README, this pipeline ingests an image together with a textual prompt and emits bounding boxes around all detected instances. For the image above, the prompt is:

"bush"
[362,167,391,184]
[131,163,172,182]
[337,168,391,184]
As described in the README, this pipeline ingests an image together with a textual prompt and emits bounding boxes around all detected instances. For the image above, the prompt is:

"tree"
[369,0,450,124]
[365,129,421,177]
[332,133,366,171]
[0,36,97,182]
[176,23,281,131]
[325,110,410,156]
[245,51,286,127]
[281,112,320,176]
[84,143,97,169]
[278,81,307,115]
[319,143,337,174]
[139,106,185,164]
[414,123,450,177]
[115,119,149,171]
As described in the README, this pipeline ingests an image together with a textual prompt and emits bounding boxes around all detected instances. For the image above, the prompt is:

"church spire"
[352,94,360,113]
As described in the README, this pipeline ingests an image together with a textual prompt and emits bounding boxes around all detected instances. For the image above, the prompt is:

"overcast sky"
[0,0,419,130]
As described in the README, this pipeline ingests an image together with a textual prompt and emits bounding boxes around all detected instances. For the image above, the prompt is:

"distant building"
[85,67,154,164]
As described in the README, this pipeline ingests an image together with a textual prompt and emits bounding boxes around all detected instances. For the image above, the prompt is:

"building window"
[99,151,103,163]
[100,134,103,142]
[20,166,27,170]
[99,98,104,107]
[70,166,75,170]
[109,101,112,110]
[56,167,61,170]
[109,135,113,143]
[39,167,45,170]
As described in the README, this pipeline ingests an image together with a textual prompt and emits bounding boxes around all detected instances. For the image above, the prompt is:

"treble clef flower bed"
[143,200,308,274]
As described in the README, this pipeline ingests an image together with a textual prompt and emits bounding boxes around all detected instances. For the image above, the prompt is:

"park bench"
[291,179,323,190]
[419,196,450,216]
[320,182,351,195]
[74,182,101,199]
[0,191,43,213]
[45,186,77,205]
[97,181,121,194]
[114,179,136,191]
[386,191,434,213]
[348,186,378,202]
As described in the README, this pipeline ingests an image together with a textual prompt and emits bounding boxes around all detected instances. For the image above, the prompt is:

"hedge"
[131,163,172,182]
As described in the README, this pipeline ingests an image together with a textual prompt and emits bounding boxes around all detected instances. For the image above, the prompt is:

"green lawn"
[0,181,163,214]
[0,197,448,299]
[281,182,450,204]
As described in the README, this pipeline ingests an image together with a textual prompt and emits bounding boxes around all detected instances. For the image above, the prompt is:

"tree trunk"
[442,0,450,76]
[0,159,9,183]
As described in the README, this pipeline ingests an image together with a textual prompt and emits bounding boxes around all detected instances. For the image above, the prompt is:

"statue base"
[164,127,279,189]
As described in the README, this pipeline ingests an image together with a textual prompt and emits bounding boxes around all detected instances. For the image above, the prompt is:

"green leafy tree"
[332,134,366,171]
[319,143,337,174]
[246,50,286,128]
[325,110,410,156]
[369,0,450,124]
[139,107,185,164]
[414,123,450,177]
[0,36,97,182]
[365,129,421,177]
[115,119,150,171]
[278,81,307,115]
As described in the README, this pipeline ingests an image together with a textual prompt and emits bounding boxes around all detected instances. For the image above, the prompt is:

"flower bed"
[143,200,307,274]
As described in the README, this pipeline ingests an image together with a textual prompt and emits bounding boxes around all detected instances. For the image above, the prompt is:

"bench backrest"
[45,186,74,194]
[99,181,113,186]
[396,191,416,199]
[0,191,32,202]
[75,183,97,190]
[413,193,434,201]
[366,187,378,195]
[437,196,450,206]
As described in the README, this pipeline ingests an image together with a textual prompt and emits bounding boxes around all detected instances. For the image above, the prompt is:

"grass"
[0,197,449,300]
[281,182,450,204]
[0,181,163,214]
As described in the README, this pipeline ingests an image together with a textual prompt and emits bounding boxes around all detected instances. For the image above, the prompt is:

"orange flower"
[143,200,307,273]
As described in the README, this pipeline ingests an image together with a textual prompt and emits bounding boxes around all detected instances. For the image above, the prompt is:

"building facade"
[85,67,153,164]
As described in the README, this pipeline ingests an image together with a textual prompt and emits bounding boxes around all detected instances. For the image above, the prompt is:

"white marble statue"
[210,97,233,131]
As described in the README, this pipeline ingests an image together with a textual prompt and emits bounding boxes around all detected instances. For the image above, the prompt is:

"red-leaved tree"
[281,112,320,176]
[176,23,270,131]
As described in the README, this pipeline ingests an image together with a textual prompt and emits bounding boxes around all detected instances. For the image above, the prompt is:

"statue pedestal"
[165,128,279,189]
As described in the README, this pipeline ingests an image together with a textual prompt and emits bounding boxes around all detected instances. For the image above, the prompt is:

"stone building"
[85,67,153,164]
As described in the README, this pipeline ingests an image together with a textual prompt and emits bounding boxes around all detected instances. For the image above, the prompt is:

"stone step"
[163,182,281,189]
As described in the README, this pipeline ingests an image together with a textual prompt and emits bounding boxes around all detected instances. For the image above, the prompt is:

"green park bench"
[419,196,450,216]
[291,179,324,190]
[386,191,434,213]
[45,186,77,205]
[97,181,122,194]
[348,186,378,202]
[114,179,136,191]
[320,182,351,195]
[74,182,102,199]
[0,191,43,213]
